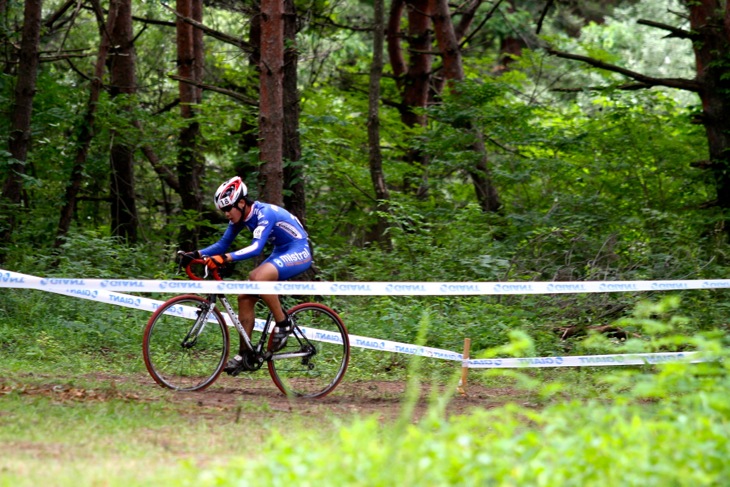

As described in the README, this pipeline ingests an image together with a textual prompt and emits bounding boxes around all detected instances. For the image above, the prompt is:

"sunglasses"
[220,204,235,213]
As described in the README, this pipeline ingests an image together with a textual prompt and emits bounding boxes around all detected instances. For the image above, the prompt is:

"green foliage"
[179,312,730,487]
[3,2,730,483]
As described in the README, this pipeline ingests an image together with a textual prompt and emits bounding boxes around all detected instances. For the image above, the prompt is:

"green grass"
[2,346,730,486]
[0,395,205,486]
[0,374,283,487]
[2,280,730,485]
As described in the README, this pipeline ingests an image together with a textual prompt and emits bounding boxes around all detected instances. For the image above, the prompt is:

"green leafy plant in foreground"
[184,304,730,486]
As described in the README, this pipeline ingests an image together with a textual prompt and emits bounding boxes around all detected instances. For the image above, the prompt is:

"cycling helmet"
[214,176,247,210]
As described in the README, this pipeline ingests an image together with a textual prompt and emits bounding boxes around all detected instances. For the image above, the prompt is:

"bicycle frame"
[208,293,316,361]
[144,258,350,396]
[182,259,314,363]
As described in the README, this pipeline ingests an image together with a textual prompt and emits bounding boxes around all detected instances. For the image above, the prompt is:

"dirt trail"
[2,372,528,421]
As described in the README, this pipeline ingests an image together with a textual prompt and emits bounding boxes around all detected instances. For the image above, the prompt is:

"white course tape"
[0,269,713,368]
[2,269,730,295]
[466,351,702,368]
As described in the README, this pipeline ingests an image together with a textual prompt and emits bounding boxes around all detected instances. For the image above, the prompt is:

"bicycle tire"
[143,294,230,391]
[267,302,350,398]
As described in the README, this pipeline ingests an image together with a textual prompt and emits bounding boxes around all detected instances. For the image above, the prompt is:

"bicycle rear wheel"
[268,302,350,398]
[143,294,230,391]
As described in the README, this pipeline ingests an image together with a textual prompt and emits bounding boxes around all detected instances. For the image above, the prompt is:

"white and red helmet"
[213,176,247,210]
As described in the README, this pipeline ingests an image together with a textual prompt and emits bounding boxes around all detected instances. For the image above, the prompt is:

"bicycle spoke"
[143,295,229,391]
[267,303,349,398]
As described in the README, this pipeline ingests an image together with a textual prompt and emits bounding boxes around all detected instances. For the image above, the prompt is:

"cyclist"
[180,176,312,376]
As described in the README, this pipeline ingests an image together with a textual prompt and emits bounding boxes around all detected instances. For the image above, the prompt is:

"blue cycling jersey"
[199,201,309,263]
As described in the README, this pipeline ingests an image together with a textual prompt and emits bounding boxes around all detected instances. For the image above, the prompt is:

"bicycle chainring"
[241,351,264,371]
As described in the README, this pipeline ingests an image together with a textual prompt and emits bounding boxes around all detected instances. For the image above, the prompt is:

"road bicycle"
[142,259,350,398]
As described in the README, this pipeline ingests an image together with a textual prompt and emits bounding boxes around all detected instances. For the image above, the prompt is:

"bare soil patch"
[2,372,528,422]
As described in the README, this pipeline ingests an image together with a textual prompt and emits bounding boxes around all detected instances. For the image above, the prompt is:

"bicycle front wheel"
[268,303,350,398]
[143,294,230,391]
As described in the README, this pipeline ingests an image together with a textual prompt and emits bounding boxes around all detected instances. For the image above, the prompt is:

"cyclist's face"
[224,202,244,223]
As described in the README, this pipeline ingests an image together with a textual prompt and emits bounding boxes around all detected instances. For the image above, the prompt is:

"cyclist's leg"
[249,262,286,323]
[253,240,313,322]
[257,241,313,350]
[226,292,263,375]
[236,293,259,345]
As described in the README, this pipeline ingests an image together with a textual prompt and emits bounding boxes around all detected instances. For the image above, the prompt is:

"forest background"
[2,0,730,484]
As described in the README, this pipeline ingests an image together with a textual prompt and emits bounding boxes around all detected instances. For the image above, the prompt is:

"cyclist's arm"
[199,222,239,257]
[229,223,274,262]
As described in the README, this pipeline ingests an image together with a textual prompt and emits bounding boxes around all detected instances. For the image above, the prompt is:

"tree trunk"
[1,0,42,247]
[108,0,138,243]
[0,0,12,75]
[495,0,524,72]
[386,0,406,85]
[431,0,501,212]
[403,0,433,196]
[176,0,204,249]
[192,0,204,104]
[282,0,305,222]
[55,0,116,247]
[367,0,392,248]
[386,0,432,196]
[402,0,432,129]
[686,1,730,222]
[258,0,284,206]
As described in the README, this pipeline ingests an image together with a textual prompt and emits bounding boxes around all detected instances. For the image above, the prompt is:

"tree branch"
[134,123,180,192]
[547,48,703,93]
[168,75,258,105]
[132,14,176,28]
[39,52,93,62]
[459,0,504,50]
[161,3,252,52]
[636,18,694,39]
[552,82,652,92]
[536,0,555,35]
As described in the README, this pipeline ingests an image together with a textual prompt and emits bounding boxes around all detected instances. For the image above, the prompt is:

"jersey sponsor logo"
[253,226,265,239]
[276,221,304,239]
[278,249,311,264]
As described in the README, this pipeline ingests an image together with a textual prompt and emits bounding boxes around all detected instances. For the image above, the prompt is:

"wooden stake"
[457,337,471,396]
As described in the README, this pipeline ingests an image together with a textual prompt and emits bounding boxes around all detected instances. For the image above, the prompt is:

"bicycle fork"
[181,300,215,349]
